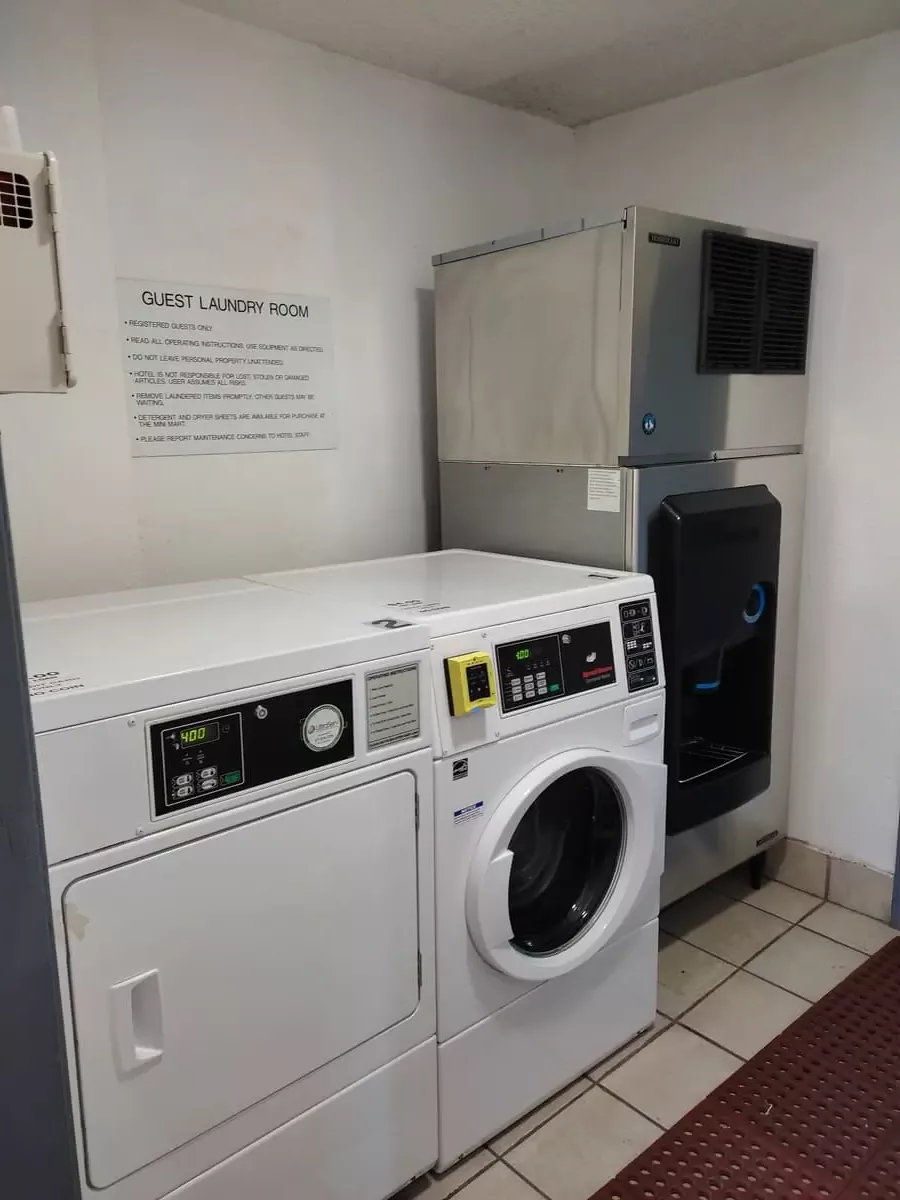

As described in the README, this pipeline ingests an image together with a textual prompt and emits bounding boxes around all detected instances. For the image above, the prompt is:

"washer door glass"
[507,767,625,955]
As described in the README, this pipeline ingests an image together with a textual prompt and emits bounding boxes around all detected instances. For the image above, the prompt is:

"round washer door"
[465,748,664,982]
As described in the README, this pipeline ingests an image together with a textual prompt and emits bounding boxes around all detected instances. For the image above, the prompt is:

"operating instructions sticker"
[118,278,335,457]
[366,664,421,750]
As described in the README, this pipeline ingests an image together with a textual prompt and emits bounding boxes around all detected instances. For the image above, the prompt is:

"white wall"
[574,32,900,874]
[0,0,573,598]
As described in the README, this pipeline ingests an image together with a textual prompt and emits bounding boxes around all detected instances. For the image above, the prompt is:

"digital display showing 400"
[178,720,221,746]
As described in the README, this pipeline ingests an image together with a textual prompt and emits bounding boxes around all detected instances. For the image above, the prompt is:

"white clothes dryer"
[23,578,437,1200]
[252,551,667,1168]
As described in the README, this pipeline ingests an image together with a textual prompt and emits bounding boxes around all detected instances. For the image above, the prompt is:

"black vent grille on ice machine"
[698,231,813,375]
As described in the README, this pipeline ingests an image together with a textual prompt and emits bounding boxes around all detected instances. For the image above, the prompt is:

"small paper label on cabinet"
[586,468,621,513]
[453,800,484,825]
[366,664,420,749]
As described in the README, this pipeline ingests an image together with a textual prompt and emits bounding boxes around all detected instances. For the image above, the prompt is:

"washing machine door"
[466,749,665,982]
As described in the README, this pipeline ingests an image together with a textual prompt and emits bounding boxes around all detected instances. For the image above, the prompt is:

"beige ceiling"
[183,0,900,126]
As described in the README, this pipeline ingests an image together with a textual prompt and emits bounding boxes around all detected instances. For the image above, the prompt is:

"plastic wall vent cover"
[592,934,900,1200]
[698,231,813,375]
[0,171,33,229]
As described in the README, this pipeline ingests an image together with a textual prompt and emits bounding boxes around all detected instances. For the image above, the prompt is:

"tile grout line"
[675,963,812,1018]
[590,1020,672,1083]
[498,1156,555,1200]
[593,889,821,1138]
[594,1080,668,1133]
[430,1151,498,1198]
[789,922,897,958]
[667,946,810,1020]
[660,889,826,971]
[487,1079,593,1158]
[664,894,887,1033]
[662,913,799,970]
[658,891,830,1024]
[741,957,875,1003]
[659,959,739,1024]
[669,1020,749,1063]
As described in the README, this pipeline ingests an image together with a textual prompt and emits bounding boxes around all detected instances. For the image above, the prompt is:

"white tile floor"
[397,875,897,1200]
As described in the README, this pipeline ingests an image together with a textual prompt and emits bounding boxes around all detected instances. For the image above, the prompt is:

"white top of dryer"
[251,550,655,637]
[23,578,428,732]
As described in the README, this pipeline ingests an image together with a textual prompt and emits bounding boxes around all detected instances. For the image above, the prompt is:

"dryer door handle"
[110,970,164,1075]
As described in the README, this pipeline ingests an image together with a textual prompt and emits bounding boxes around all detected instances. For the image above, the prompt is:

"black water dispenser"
[649,485,781,836]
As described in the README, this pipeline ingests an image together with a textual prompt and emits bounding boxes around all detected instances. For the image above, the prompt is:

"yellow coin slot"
[445,652,497,717]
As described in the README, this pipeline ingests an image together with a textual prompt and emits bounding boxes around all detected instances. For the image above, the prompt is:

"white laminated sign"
[119,278,335,457]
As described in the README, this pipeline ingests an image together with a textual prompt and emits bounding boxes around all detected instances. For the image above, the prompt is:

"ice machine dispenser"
[649,485,781,835]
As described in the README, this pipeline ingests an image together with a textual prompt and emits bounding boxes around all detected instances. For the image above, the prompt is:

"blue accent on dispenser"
[742,583,766,625]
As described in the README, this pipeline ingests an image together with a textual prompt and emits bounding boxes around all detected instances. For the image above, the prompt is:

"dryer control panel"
[150,680,354,817]
[496,621,616,713]
[620,600,659,692]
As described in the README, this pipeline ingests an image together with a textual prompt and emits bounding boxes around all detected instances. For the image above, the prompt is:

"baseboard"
[766,837,894,922]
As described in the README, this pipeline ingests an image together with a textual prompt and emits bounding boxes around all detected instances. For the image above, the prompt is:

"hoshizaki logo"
[302,704,344,751]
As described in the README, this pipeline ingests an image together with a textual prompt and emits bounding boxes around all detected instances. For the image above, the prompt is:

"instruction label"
[586,468,621,513]
[28,671,86,697]
[366,664,421,750]
[118,278,335,457]
[453,801,484,825]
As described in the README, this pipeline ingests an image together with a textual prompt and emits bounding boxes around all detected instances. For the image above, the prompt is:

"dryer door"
[63,771,421,1189]
[466,750,665,981]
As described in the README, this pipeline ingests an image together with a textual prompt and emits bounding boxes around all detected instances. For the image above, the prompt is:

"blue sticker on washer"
[642,412,656,435]
[453,800,484,824]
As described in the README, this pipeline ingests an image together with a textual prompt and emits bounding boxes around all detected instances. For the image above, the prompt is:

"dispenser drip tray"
[678,739,749,785]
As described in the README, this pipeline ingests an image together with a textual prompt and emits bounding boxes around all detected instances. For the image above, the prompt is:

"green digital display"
[178,720,220,746]
[515,648,530,661]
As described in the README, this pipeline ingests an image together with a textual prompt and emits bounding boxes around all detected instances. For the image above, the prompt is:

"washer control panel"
[150,680,353,817]
[620,600,658,692]
[496,621,616,713]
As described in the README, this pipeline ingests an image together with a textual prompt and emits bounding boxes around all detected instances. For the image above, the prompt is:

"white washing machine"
[22,578,437,1200]
[251,551,667,1168]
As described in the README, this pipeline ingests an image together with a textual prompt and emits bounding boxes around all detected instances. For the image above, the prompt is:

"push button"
[200,779,218,792]
[175,784,194,799]
[199,766,217,780]
[174,773,193,787]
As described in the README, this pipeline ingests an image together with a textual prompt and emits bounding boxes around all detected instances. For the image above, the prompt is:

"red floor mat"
[591,934,900,1200]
